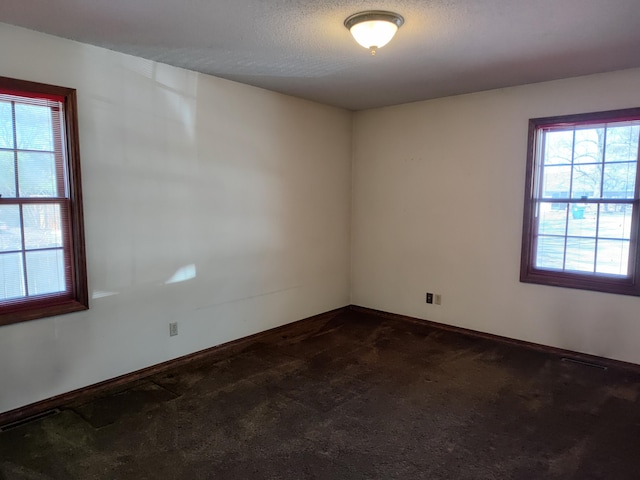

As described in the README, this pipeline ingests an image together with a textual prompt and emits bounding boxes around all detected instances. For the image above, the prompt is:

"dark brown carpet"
[2,308,640,479]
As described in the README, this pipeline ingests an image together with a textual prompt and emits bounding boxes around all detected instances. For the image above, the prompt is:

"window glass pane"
[26,249,66,296]
[535,236,565,270]
[15,103,54,151]
[571,164,601,198]
[596,240,629,276]
[0,101,13,149]
[602,162,636,199]
[538,203,567,235]
[0,79,87,324]
[0,205,22,252]
[18,152,58,197]
[23,204,63,250]
[598,204,632,240]
[0,252,25,300]
[565,238,595,272]
[0,151,16,198]
[541,165,571,199]
[567,203,596,237]
[525,111,640,294]
[544,130,573,165]
[573,127,604,164]
[605,125,639,163]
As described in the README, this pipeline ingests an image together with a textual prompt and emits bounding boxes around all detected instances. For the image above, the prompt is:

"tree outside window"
[521,108,640,296]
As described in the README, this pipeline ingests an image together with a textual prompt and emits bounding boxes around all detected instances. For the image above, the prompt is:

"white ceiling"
[2,0,640,110]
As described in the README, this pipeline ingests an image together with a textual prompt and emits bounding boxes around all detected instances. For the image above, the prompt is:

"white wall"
[352,68,640,365]
[0,23,352,414]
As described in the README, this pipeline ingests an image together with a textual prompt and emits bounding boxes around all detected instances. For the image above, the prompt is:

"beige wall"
[0,24,352,414]
[352,68,640,365]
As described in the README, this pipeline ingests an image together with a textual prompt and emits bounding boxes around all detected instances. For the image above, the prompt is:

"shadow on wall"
[82,51,345,333]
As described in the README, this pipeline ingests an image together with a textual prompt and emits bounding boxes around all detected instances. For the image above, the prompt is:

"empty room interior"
[1,1,640,478]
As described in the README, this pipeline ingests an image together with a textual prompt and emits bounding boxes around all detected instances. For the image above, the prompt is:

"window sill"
[520,268,640,296]
[0,298,89,326]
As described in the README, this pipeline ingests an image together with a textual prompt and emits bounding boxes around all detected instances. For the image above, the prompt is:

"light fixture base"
[344,11,404,31]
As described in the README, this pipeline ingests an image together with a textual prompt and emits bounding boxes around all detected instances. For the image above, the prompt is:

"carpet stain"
[547,438,588,478]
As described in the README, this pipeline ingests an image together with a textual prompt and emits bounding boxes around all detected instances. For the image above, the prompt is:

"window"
[0,77,88,325]
[520,108,640,295]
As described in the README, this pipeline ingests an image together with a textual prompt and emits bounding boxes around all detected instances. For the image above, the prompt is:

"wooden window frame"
[0,76,88,326]
[520,107,640,296]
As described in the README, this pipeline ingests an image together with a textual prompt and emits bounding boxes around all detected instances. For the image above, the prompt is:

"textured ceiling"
[2,0,640,110]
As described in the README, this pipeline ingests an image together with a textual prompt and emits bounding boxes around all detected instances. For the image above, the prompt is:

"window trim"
[0,76,88,325]
[520,107,640,296]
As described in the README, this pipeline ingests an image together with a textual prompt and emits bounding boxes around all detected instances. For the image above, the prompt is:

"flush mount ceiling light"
[344,10,404,55]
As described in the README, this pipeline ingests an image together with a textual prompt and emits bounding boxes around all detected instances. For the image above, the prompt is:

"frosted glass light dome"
[345,11,404,55]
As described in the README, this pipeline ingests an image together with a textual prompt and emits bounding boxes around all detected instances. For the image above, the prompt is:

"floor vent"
[561,357,608,370]
[0,409,61,432]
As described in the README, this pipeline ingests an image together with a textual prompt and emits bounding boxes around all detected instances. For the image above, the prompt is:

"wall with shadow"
[0,23,352,414]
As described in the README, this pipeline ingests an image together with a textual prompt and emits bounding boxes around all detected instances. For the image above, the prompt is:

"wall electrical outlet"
[169,322,178,337]
[426,293,433,304]
[434,294,442,305]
